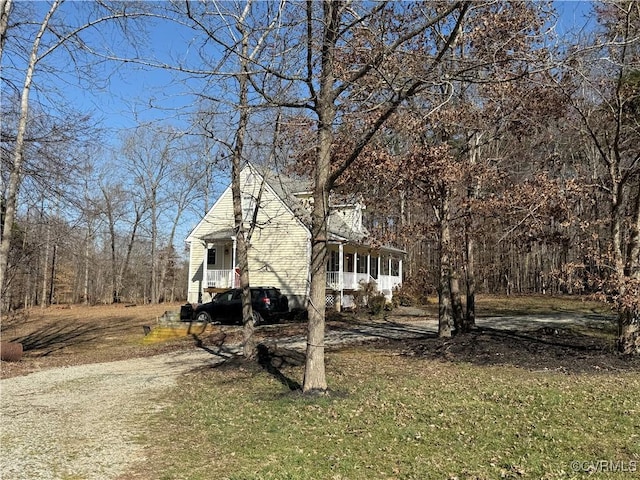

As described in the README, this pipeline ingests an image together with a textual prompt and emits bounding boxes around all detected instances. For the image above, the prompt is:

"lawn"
[129,323,639,479]
[2,296,638,479]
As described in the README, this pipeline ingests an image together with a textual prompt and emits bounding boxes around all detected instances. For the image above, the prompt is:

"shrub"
[369,294,389,316]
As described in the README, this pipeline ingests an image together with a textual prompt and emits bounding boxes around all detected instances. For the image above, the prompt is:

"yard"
[1,296,639,479]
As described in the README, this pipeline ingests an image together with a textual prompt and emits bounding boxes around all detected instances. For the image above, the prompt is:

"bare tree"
[559,1,640,353]
[280,2,471,392]
[179,0,286,358]
[0,0,152,311]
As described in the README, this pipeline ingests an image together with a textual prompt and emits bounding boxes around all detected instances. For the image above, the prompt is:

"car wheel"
[252,311,264,326]
[195,311,212,323]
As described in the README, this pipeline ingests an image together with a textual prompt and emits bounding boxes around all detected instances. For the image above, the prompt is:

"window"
[357,254,368,273]
[242,193,256,222]
[344,253,354,273]
[327,250,340,272]
[381,256,390,275]
[391,258,400,277]
[370,256,379,279]
[207,248,216,266]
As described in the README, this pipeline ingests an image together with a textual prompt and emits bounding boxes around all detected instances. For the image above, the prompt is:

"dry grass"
[2,296,638,479]
[0,295,616,379]
[129,346,640,480]
[0,303,191,378]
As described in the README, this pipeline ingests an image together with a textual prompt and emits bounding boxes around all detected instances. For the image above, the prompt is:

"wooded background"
[1,1,638,321]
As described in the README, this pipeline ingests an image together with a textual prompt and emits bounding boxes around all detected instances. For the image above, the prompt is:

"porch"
[325,244,403,298]
[325,272,403,293]
[206,269,239,289]
[202,236,238,291]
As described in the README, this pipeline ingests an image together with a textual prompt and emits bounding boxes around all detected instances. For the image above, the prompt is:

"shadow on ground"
[9,319,138,357]
[388,327,640,374]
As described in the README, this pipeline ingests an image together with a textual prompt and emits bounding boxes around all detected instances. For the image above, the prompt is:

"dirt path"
[0,313,614,479]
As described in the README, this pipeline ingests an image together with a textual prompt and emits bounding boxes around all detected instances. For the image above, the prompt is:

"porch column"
[353,251,358,290]
[388,256,392,283]
[338,243,344,305]
[398,257,403,285]
[203,242,210,291]
[232,236,237,287]
[367,252,371,281]
[231,237,237,267]
[377,256,381,287]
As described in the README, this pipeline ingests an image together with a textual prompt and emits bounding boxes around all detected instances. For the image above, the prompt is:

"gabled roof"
[254,164,370,243]
[189,163,401,253]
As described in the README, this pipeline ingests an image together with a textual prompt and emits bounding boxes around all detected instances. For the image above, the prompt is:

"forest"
[1,0,639,376]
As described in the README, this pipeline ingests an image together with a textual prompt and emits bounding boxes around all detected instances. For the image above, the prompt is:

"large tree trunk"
[233,8,256,359]
[618,309,640,355]
[618,179,640,354]
[302,1,340,394]
[436,182,453,338]
[303,107,332,392]
[304,195,329,392]
[463,132,481,332]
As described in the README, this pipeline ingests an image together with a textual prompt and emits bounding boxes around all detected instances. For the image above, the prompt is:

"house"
[185,163,404,309]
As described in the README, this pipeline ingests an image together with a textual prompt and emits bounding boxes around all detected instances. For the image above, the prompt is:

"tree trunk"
[40,218,51,309]
[618,179,640,354]
[302,1,341,394]
[450,270,463,333]
[303,129,331,391]
[0,0,12,62]
[618,309,640,355]
[464,231,477,332]
[437,182,453,338]
[463,132,481,332]
[0,0,61,312]
[150,190,158,304]
[232,6,256,359]
[48,243,57,305]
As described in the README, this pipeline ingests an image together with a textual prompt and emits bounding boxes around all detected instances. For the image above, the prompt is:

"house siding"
[186,167,310,307]
[187,184,236,303]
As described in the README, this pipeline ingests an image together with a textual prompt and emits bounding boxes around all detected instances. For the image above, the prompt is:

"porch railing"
[377,275,402,292]
[326,272,401,292]
[206,269,237,289]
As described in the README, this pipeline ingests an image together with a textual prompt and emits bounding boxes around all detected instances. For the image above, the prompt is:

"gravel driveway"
[0,350,223,480]
[0,313,612,479]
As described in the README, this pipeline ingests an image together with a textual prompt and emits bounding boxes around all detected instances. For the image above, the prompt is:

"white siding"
[186,166,310,307]
[187,240,205,303]
[244,168,310,308]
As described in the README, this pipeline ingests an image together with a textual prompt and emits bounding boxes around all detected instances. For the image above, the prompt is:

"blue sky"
[2,0,597,246]
[61,1,598,139]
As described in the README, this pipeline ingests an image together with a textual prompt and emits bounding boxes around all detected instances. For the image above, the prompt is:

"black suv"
[186,287,289,325]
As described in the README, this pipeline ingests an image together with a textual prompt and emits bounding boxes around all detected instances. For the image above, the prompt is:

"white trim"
[339,243,344,304]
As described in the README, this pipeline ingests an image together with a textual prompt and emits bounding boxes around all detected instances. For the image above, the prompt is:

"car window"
[251,290,261,301]
[215,291,234,302]
[265,289,278,299]
[232,290,242,300]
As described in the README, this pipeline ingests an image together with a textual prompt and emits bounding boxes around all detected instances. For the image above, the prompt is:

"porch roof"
[199,227,236,243]
[327,240,406,256]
